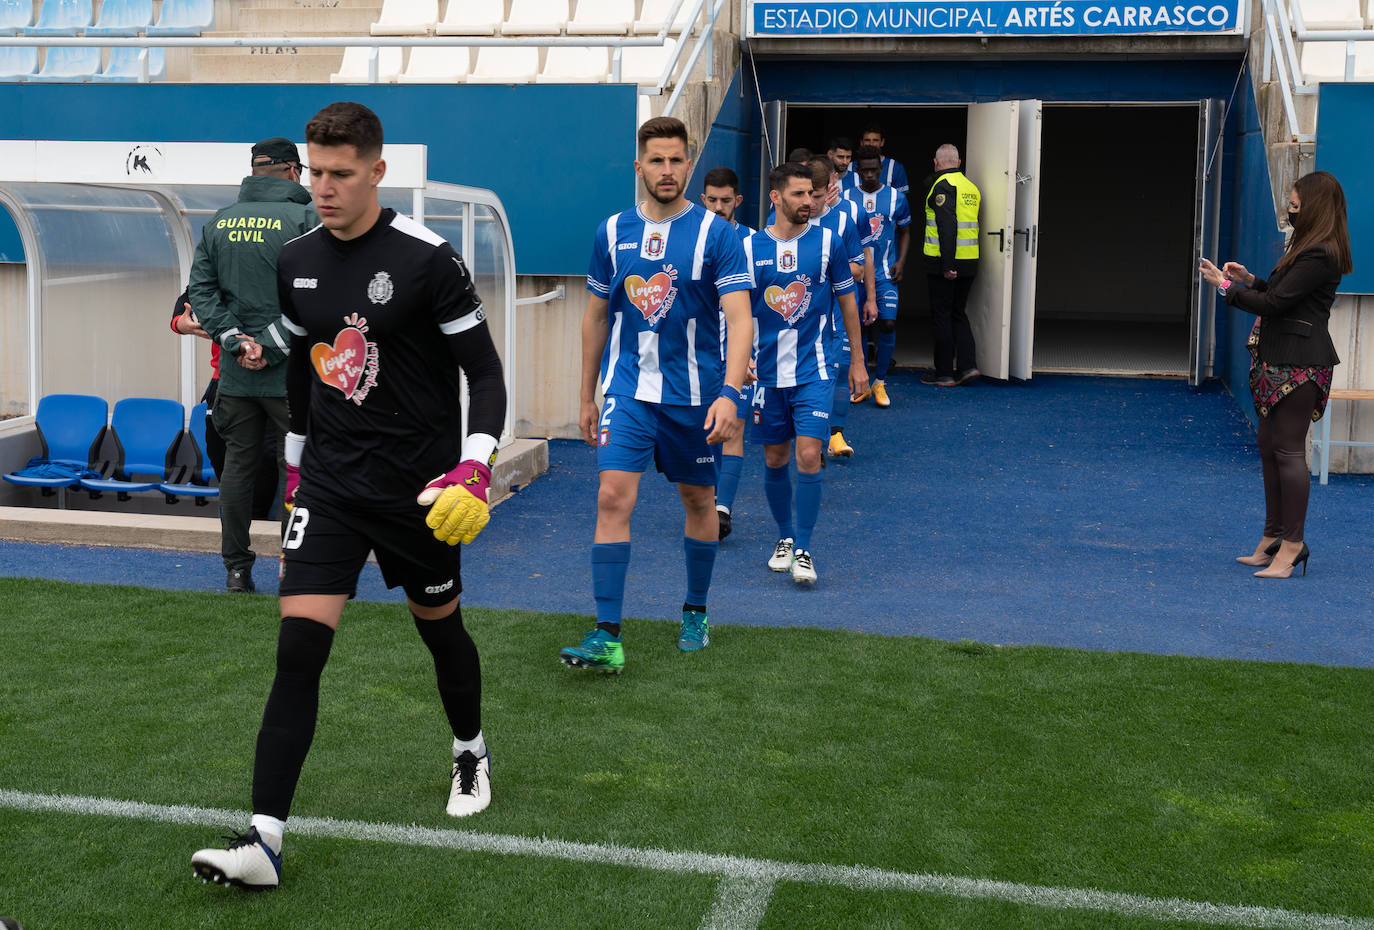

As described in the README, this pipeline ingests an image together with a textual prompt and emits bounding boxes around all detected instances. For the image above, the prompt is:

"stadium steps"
[187,0,381,82]
[0,437,548,554]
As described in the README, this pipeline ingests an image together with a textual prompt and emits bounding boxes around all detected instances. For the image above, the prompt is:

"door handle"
[987,229,1005,251]
[1014,228,1028,252]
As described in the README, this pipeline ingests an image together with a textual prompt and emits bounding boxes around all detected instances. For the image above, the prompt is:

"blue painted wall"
[687,68,753,208]
[0,83,637,276]
[0,206,21,263]
[1316,83,1374,295]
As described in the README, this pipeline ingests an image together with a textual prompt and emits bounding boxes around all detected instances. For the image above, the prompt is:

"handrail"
[1264,7,1307,141]
[663,0,726,116]
[653,0,709,92]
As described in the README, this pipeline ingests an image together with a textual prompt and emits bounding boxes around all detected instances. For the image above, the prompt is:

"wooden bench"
[1310,388,1374,484]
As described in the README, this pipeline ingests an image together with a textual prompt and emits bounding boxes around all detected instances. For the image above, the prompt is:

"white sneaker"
[192,827,281,889]
[790,549,817,584]
[447,750,491,817]
[768,537,794,572]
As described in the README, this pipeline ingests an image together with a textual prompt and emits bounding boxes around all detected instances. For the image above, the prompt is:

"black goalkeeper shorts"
[278,489,462,608]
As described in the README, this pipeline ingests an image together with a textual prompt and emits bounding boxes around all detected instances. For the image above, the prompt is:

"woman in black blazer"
[1200,171,1353,579]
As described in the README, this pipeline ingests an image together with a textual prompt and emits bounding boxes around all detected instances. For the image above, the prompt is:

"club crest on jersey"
[779,248,797,272]
[624,264,678,326]
[599,427,611,446]
[763,276,812,324]
[643,231,666,259]
[366,271,394,305]
[310,312,380,406]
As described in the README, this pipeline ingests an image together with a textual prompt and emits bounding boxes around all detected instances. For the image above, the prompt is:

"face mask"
[1288,210,1300,228]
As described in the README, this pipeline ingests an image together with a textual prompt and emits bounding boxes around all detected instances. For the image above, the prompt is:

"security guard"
[920,144,982,387]
[190,137,319,592]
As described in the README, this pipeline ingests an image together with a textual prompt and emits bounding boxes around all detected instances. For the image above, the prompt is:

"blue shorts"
[596,394,720,486]
[872,280,900,321]
[749,380,832,445]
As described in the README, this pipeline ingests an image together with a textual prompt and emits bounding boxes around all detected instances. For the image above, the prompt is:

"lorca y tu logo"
[764,277,811,324]
[624,264,678,326]
[311,312,380,405]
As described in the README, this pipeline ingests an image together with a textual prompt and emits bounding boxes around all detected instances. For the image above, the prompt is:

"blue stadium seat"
[3,394,107,499]
[0,45,37,78]
[24,0,92,35]
[79,397,183,500]
[27,44,100,79]
[146,0,211,35]
[0,0,33,34]
[159,401,218,504]
[94,45,164,80]
[86,0,152,35]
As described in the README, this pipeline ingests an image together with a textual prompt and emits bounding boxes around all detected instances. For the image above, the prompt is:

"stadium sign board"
[746,0,1243,36]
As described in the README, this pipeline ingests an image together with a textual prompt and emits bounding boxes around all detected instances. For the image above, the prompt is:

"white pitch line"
[3,788,1372,930]
[698,877,775,930]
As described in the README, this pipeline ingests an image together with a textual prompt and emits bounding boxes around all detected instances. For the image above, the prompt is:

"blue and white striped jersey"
[745,224,855,389]
[586,203,752,406]
[843,156,909,194]
[844,184,911,284]
[720,220,756,357]
[810,201,868,340]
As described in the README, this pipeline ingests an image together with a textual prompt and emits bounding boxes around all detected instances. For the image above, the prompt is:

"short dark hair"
[805,156,834,189]
[786,146,813,163]
[855,145,882,165]
[702,166,739,193]
[305,101,383,159]
[637,116,689,155]
[861,123,884,138]
[828,136,853,153]
[769,161,811,194]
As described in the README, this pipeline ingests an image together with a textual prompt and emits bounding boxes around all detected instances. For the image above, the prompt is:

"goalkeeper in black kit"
[192,101,507,890]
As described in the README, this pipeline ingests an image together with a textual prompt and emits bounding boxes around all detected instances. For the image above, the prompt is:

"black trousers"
[927,273,977,377]
[1257,380,1321,542]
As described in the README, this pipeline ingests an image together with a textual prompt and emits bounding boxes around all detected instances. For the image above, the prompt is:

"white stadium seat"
[567,0,633,33]
[466,45,540,81]
[1294,0,1363,28]
[633,0,696,34]
[502,0,567,34]
[537,44,607,81]
[330,45,404,82]
[1298,39,1374,79]
[397,45,471,82]
[436,0,502,35]
[370,0,438,35]
[618,36,675,85]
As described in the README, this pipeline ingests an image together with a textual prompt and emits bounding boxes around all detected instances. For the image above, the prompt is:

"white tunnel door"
[964,100,1020,381]
[1009,100,1043,381]
[1190,98,1224,386]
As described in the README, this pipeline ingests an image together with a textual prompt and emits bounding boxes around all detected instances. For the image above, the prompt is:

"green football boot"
[559,628,625,673]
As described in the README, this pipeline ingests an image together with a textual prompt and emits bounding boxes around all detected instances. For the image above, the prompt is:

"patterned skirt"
[1247,319,1333,421]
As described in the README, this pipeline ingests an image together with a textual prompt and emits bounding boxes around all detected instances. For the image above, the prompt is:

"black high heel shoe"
[1254,543,1310,579]
[1236,538,1282,567]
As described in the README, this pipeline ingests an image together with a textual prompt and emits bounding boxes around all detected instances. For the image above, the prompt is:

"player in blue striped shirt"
[845,145,911,409]
[746,162,867,585]
[561,118,753,673]
[699,166,755,543]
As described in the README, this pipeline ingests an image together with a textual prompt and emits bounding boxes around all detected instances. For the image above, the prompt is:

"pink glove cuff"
[424,459,492,504]
[285,463,300,506]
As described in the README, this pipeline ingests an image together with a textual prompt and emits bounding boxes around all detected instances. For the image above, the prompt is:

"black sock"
[251,617,334,821]
[414,605,481,742]
[683,602,706,614]
[596,621,621,638]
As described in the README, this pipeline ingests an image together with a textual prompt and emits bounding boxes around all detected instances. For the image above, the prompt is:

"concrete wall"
[514,274,589,440]
[0,262,27,419]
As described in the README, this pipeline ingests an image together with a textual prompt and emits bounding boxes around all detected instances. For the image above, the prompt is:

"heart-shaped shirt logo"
[624,271,674,322]
[764,281,808,322]
[311,327,370,400]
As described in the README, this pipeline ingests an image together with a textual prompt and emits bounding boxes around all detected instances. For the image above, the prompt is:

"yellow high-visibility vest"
[923,171,981,260]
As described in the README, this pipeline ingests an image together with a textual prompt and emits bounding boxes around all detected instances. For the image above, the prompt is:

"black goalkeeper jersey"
[277,208,495,508]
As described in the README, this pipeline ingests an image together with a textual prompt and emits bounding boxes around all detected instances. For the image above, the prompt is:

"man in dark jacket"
[190,137,319,592]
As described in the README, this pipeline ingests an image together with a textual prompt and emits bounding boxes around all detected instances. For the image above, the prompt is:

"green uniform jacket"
[190,175,319,397]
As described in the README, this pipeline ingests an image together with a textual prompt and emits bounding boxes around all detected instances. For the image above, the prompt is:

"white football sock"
[453,731,486,759]
[250,814,285,854]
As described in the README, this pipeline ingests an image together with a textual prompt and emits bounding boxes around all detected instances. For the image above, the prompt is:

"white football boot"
[447,750,491,817]
[790,549,817,585]
[768,538,795,572]
[192,827,281,889]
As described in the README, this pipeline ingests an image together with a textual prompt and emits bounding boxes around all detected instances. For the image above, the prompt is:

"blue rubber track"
[3,373,1371,667]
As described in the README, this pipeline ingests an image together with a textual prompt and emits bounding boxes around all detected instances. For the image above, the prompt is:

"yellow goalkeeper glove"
[416,459,492,545]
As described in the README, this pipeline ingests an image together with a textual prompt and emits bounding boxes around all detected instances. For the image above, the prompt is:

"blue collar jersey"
[810,201,868,330]
[744,224,855,389]
[843,156,909,194]
[844,184,911,284]
[586,202,752,405]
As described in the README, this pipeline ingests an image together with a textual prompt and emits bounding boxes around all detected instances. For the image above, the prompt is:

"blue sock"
[874,330,897,382]
[591,542,630,633]
[831,377,850,430]
[793,470,823,552]
[683,536,718,607]
[716,453,743,512]
[764,464,794,540]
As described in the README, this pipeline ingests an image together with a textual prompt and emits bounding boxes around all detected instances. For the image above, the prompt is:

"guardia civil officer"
[190,138,319,592]
[920,144,982,387]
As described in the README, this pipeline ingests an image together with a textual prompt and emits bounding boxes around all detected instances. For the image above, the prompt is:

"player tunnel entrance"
[779,102,1210,379]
